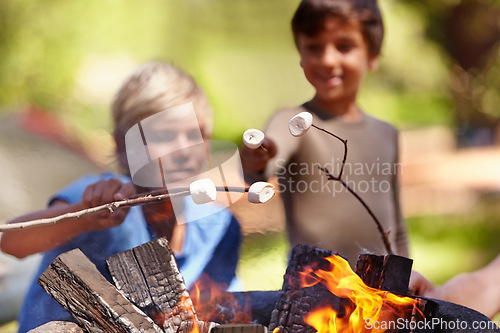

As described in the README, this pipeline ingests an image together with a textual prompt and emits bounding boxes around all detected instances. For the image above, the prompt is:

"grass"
[237,231,289,291]
[408,195,500,284]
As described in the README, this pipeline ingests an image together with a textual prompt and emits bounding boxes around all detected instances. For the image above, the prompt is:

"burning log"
[269,244,340,333]
[37,248,163,333]
[199,251,415,328]
[268,244,435,333]
[107,237,216,333]
[407,297,438,333]
[27,321,84,333]
[355,254,413,295]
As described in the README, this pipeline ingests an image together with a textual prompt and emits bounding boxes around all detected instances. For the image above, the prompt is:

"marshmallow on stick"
[189,178,217,204]
[288,111,313,137]
[248,182,275,204]
[243,129,266,150]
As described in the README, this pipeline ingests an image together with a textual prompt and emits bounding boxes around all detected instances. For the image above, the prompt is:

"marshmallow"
[248,182,275,204]
[243,129,265,149]
[288,112,313,137]
[189,179,217,204]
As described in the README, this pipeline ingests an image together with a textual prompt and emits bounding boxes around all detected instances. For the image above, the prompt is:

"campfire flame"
[190,274,253,325]
[181,295,200,333]
[299,254,419,333]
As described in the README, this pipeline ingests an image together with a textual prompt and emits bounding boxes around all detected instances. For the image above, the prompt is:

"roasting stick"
[0,185,250,233]
[289,111,394,255]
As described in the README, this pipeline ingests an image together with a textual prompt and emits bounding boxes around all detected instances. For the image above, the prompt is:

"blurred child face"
[145,116,207,184]
[296,16,378,107]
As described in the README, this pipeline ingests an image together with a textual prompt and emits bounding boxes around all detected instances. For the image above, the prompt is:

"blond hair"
[112,62,213,137]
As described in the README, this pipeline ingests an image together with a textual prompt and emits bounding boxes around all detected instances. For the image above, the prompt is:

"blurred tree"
[399,0,500,146]
[0,0,474,147]
[159,0,309,142]
[0,0,171,148]
[360,0,453,129]
[0,1,84,112]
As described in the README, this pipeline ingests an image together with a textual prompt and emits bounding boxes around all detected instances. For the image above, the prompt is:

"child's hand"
[81,178,136,231]
[240,137,277,174]
[409,270,435,296]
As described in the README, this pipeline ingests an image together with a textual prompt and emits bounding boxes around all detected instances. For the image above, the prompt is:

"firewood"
[268,245,437,333]
[37,248,163,333]
[107,237,205,332]
[105,247,155,312]
[269,244,339,333]
[355,253,413,295]
[408,297,439,333]
[27,321,84,333]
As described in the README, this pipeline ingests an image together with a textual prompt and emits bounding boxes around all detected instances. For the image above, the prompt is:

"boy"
[1,62,241,332]
[241,0,409,266]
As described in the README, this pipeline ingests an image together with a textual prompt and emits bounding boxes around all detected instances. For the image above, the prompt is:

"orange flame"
[300,255,417,333]
[190,274,253,325]
[180,295,200,333]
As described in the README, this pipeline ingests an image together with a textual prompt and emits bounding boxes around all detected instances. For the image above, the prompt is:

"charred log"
[37,248,163,333]
[269,244,340,333]
[355,253,413,295]
[107,237,204,332]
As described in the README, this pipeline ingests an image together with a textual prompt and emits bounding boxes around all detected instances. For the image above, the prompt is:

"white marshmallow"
[243,129,265,149]
[189,179,217,204]
[248,182,275,203]
[288,112,313,137]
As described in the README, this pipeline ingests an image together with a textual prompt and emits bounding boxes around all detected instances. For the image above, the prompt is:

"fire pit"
[30,239,500,333]
[221,245,498,333]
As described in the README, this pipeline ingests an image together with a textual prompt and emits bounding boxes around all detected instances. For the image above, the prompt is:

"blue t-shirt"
[17,172,241,332]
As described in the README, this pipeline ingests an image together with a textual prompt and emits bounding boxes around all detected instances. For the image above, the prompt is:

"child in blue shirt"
[1,62,241,332]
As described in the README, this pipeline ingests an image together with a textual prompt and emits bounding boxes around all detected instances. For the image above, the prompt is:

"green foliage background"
[0,0,458,145]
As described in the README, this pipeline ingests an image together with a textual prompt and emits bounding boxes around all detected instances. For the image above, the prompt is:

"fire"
[190,274,253,325]
[300,255,418,333]
[180,295,200,333]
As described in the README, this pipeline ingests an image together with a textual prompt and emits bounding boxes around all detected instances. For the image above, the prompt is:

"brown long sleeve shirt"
[259,102,409,266]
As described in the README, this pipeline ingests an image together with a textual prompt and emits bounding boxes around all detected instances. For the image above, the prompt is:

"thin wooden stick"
[310,124,393,255]
[0,186,249,233]
[311,124,348,179]
[318,167,393,254]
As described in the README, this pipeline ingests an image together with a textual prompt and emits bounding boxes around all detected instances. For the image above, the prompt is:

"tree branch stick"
[0,186,249,233]
[318,167,393,254]
[310,123,393,255]
[311,124,348,179]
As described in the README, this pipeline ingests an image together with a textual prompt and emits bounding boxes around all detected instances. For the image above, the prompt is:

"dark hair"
[291,0,384,57]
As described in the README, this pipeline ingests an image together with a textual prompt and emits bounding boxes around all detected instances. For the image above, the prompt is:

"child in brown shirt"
[241,0,500,319]
[241,0,408,266]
